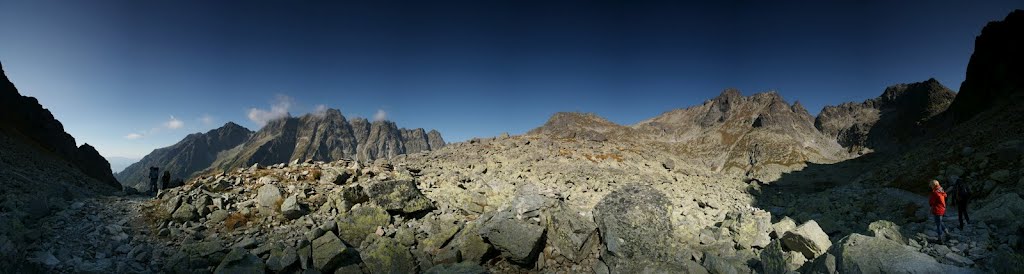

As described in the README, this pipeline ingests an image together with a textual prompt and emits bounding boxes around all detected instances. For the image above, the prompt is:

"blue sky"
[0,1,1020,159]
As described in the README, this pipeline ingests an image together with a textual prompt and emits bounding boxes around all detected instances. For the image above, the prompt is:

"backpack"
[954,181,971,202]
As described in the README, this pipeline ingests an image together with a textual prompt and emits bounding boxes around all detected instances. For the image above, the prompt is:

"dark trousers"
[150,178,158,195]
[958,201,970,229]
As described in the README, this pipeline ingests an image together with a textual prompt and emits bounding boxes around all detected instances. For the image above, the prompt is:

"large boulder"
[771,216,797,239]
[453,220,492,264]
[257,184,283,208]
[280,196,304,220]
[341,185,369,206]
[214,248,266,274]
[311,232,359,272]
[867,220,906,244]
[480,217,545,265]
[811,233,970,273]
[419,216,462,253]
[781,220,831,260]
[335,205,390,247]
[974,193,1024,230]
[360,236,416,274]
[727,209,772,249]
[594,184,689,273]
[547,204,599,263]
[320,167,355,185]
[266,245,298,272]
[365,180,434,214]
[760,240,805,273]
[478,187,552,265]
[172,203,198,222]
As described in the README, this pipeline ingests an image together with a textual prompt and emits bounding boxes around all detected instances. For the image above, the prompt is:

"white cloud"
[199,114,215,126]
[248,94,293,126]
[124,133,143,140]
[164,115,184,129]
[312,104,329,117]
[373,109,388,122]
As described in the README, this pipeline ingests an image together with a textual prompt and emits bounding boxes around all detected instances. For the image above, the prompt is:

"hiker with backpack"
[929,179,948,243]
[160,170,171,194]
[949,174,972,230]
[148,166,160,197]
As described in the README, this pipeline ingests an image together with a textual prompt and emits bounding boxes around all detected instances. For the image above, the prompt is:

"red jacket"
[929,189,947,215]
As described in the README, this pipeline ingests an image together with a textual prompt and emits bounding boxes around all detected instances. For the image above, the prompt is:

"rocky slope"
[116,122,254,191]
[530,90,848,182]
[123,132,992,274]
[209,109,444,174]
[0,62,122,271]
[0,62,119,188]
[815,78,956,153]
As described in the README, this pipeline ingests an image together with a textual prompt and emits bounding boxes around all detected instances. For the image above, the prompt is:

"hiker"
[160,170,171,194]
[929,179,948,243]
[148,166,160,196]
[949,175,972,229]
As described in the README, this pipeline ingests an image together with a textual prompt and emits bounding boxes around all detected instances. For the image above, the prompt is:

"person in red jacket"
[929,180,948,243]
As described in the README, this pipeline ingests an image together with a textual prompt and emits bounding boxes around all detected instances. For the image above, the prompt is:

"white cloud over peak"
[199,114,215,126]
[164,115,184,129]
[373,109,388,122]
[124,133,143,140]
[248,95,293,126]
[312,104,329,117]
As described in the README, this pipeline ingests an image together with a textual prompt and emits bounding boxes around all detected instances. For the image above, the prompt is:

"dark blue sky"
[0,1,1020,159]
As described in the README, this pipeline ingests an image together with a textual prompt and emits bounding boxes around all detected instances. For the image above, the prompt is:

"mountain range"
[116,108,446,190]
[528,77,958,181]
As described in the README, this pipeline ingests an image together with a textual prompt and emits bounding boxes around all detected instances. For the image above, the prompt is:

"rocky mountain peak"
[815,79,955,152]
[946,9,1024,122]
[714,88,743,102]
[528,112,622,142]
[1,61,119,189]
[117,121,254,190]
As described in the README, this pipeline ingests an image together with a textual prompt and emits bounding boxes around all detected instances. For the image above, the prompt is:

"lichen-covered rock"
[729,209,772,249]
[335,205,390,247]
[341,185,368,205]
[454,220,491,264]
[172,203,198,222]
[365,180,434,214]
[781,220,831,260]
[312,231,358,272]
[420,217,462,253]
[425,262,488,274]
[361,236,416,274]
[760,240,805,273]
[547,204,598,262]
[214,248,266,274]
[594,184,689,273]
[320,167,355,185]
